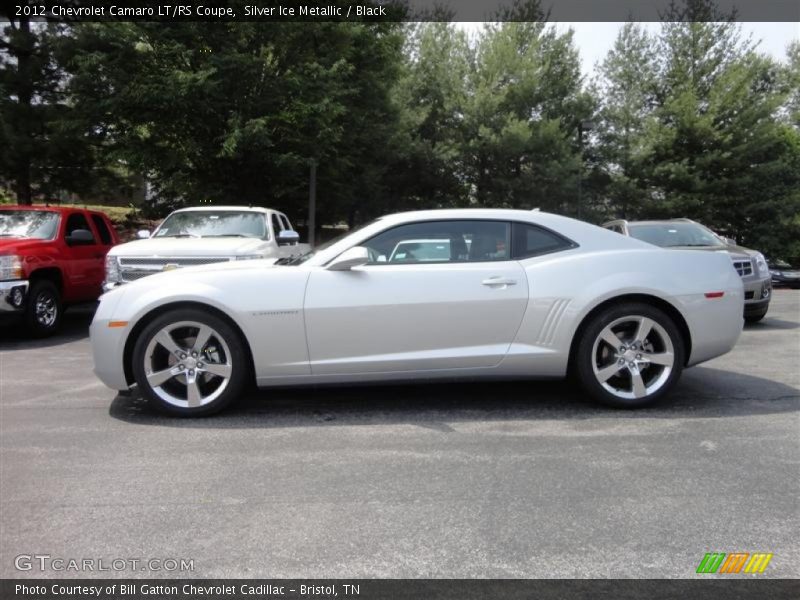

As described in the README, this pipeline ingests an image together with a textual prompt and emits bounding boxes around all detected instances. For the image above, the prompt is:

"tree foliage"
[595,2,800,258]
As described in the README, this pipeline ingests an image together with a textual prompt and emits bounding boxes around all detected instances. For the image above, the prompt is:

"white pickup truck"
[103,206,310,290]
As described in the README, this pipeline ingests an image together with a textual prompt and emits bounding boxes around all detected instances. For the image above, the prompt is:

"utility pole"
[308,159,317,247]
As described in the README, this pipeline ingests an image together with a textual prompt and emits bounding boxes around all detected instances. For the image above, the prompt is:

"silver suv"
[603,218,771,322]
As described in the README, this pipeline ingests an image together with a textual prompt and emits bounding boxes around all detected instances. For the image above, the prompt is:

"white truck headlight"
[754,253,768,277]
[105,255,122,283]
[0,255,23,281]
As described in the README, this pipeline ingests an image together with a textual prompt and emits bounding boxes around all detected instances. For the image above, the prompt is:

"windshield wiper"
[205,233,253,238]
[0,233,28,238]
[160,233,201,238]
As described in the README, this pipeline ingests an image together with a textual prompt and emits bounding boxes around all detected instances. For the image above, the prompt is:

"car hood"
[666,244,757,259]
[0,237,50,253]
[109,237,269,257]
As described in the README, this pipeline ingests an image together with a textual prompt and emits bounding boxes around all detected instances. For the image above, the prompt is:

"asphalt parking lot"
[0,291,798,579]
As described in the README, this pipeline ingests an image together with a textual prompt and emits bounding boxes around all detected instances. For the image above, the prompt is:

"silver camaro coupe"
[90,209,744,416]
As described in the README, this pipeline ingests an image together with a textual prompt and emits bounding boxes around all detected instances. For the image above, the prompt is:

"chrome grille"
[118,256,232,282]
[732,259,753,277]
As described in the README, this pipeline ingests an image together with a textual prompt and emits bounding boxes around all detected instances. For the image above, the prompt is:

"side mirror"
[327,246,370,271]
[66,229,94,245]
[136,230,151,240]
[277,230,300,246]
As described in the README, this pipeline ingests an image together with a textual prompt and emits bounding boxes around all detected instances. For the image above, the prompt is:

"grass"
[59,203,137,222]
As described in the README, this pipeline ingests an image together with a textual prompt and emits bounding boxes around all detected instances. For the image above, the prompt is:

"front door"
[304,219,529,374]
[61,212,104,301]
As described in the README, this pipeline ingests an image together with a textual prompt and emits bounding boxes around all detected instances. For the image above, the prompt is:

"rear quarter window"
[511,222,576,259]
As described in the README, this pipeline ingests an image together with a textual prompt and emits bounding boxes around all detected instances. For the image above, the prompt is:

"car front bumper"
[0,280,29,313]
[742,278,771,307]
[744,297,770,317]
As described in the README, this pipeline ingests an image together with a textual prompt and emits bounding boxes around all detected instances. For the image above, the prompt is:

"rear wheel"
[24,280,62,338]
[132,309,249,417]
[575,303,685,408]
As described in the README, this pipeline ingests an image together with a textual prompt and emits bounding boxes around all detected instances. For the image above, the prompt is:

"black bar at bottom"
[2,579,799,600]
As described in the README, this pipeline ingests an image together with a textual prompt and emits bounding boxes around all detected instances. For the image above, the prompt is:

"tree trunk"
[14,17,34,205]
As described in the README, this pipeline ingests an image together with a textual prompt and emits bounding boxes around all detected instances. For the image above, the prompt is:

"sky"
[458,22,799,78]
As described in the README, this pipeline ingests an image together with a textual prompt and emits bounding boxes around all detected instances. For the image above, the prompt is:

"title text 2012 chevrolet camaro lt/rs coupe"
[90,209,744,417]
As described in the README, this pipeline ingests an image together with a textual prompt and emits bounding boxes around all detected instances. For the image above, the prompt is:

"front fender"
[98,267,312,383]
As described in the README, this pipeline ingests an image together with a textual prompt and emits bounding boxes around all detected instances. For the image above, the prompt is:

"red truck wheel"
[25,280,62,337]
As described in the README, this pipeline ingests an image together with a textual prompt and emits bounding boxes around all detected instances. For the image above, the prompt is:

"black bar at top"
[5,0,800,23]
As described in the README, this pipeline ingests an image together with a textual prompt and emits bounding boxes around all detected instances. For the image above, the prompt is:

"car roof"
[301,208,657,267]
[170,206,275,214]
[611,219,701,227]
[382,208,536,222]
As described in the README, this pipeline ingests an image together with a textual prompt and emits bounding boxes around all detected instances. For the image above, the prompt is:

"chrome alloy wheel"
[34,291,57,327]
[143,320,233,408]
[590,315,675,400]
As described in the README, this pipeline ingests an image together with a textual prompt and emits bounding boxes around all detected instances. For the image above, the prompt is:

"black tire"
[744,308,768,323]
[131,308,250,417]
[24,280,62,338]
[574,302,685,409]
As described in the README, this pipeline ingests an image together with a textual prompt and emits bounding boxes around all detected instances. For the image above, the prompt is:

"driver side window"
[363,220,510,264]
[64,213,96,244]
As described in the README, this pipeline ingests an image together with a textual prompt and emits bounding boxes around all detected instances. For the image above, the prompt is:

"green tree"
[0,8,100,204]
[783,41,800,129]
[596,1,800,258]
[463,21,592,212]
[595,22,658,219]
[64,16,405,224]
[386,22,472,212]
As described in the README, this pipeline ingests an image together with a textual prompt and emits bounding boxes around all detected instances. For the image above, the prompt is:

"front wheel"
[132,309,250,417]
[574,303,685,408]
[25,280,62,337]
[744,307,768,323]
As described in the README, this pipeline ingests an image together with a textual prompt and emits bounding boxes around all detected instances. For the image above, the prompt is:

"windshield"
[153,211,268,239]
[627,223,726,248]
[0,210,60,240]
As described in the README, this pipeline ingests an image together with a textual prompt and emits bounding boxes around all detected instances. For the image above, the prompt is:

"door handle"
[482,277,517,287]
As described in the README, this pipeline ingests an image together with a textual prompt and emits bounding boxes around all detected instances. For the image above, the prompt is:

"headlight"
[754,253,768,277]
[0,255,23,281]
[234,255,264,261]
[105,255,122,283]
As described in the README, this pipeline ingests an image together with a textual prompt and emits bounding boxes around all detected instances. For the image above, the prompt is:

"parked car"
[768,259,800,288]
[603,219,771,322]
[91,209,744,416]
[0,205,119,336]
[103,206,309,290]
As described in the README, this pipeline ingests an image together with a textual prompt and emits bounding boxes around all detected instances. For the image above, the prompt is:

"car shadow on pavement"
[0,305,95,350]
[108,366,799,430]
[743,318,799,331]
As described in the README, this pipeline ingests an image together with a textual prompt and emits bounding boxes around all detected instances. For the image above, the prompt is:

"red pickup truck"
[0,205,119,336]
